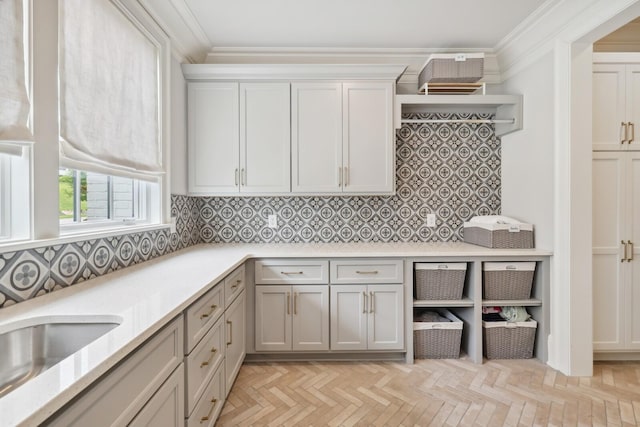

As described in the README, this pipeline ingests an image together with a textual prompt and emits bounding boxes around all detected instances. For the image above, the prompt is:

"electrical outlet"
[454,54,467,62]
[426,214,436,227]
[169,217,177,233]
[268,214,278,228]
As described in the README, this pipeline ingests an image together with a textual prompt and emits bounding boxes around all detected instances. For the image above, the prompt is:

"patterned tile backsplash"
[0,113,502,308]
[0,195,200,308]
[199,113,501,244]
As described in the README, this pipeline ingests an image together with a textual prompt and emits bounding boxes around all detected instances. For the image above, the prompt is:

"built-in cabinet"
[187,82,290,195]
[592,55,640,358]
[291,82,395,194]
[593,62,640,150]
[592,152,640,353]
[46,317,184,426]
[253,259,404,353]
[182,64,403,196]
[255,285,330,351]
[330,284,404,351]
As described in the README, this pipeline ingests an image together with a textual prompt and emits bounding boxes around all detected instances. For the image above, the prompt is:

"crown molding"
[181,63,408,81]
[138,0,210,63]
[204,47,501,88]
[496,0,640,81]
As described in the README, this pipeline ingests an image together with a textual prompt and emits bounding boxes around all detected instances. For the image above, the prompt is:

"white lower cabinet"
[330,284,404,351]
[255,285,330,352]
[46,317,183,427]
[593,151,640,352]
[129,364,185,427]
[225,289,246,396]
[188,365,225,427]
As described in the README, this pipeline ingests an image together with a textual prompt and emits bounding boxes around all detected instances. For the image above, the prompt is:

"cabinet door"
[291,82,342,193]
[330,285,367,350]
[255,286,292,352]
[292,285,329,351]
[626,65,640,149]
[342,82,395,194]
[628,153,640,348]
[367,285,404,350]
[593,64,627,151]
[225,290,246,396]
[187,82,240,194]
[129,364,184,427]
[240,83,290,193]
[592,152,626,350]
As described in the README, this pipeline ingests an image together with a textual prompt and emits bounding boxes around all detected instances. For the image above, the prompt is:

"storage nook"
[405,251,548,364]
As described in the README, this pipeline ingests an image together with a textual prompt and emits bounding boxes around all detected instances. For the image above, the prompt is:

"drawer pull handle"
[281,271,304,275]
[362,291,367,314]
[629,240,634,262]
[621,122,628,144]
[630,122,635,143]
[294,292,298,315]
[231,279,241,289]
[227,320,232,346]
[287,293,291,315]
[200,398,218,423]
[622,240,628,262]
[200,304,218,320]
[356,270,379,275]
[200,347,218,368]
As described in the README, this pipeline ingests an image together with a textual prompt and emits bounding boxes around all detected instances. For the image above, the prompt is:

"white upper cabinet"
[291,81,395,195]
[187,82,291,195]
[593,62,640,151]
[183,64,404,196]
[342,82,395,194]
[240,83,291,193]
[187,82,239,194]
[291,82,343,193]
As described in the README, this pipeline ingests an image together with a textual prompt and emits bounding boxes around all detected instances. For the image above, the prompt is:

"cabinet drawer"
[255,260,328,284]
[185,282,224,353]
[224,265,245,308]
[187,365,225,427]
[47,317,183,427]
[185,317,225,416]
[330,259,404,284]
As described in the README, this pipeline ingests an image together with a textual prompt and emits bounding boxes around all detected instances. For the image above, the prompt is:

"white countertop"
[0,242,551,426]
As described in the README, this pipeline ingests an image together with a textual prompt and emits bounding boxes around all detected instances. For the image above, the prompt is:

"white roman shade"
[0,0,31,151]
[59,0,163,181]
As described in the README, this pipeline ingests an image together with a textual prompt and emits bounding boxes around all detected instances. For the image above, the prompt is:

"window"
[55,0,168,234]
[59,168,158,230]
[0,149,30,242]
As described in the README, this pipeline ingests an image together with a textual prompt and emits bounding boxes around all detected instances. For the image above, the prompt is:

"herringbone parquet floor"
[216,359,640,426]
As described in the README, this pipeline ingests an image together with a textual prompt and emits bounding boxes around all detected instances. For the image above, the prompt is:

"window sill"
[0,224,172,253]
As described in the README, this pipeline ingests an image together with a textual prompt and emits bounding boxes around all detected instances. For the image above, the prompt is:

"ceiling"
[181,0,544,49]
[178,0,548,49]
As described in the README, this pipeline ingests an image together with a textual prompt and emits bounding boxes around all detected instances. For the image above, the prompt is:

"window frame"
[0,0,172,249]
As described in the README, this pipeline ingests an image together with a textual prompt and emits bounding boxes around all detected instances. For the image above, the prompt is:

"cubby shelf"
[482,299,542,306]
[413,299,474,308]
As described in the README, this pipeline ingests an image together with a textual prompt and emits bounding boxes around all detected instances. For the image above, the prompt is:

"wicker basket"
[419,53,484,85]
[483,319,537,359]
[414,263,466,300]
[483,262,535,300]
[463,222,534,249]
[414,309,463,359]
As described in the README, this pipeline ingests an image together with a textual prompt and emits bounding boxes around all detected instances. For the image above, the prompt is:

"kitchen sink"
[0,317,120,398]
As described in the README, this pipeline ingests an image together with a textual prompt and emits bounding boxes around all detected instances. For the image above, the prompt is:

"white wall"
[499,52,555,251]
[170,56,188,195]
